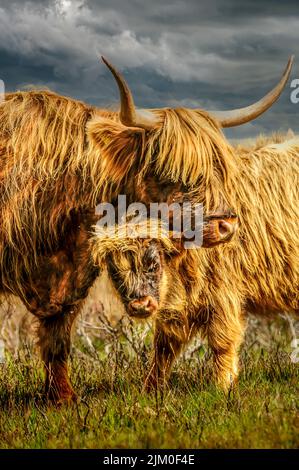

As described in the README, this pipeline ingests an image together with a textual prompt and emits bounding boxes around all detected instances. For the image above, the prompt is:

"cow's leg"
[144,316,197,391]
[207,302,244,391]
[37,308,78,404]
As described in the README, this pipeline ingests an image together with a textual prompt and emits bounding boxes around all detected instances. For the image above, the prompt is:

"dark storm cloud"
[0,0,298,138]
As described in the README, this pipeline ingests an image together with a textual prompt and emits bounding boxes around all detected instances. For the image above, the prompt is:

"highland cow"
[0,56,294,403]
[93,129,299,391]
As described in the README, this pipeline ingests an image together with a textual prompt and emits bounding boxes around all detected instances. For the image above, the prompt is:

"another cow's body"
[93,134,299,390]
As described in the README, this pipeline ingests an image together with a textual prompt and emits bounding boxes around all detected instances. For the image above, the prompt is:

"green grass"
[0,319,298,449]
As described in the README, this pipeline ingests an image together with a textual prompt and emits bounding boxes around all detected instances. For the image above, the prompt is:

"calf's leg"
[144,315,197,391]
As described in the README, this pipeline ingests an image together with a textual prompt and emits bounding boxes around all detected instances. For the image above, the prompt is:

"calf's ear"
[87,117,144,186]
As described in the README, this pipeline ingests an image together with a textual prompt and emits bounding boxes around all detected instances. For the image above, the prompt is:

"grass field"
[0,315,298,449]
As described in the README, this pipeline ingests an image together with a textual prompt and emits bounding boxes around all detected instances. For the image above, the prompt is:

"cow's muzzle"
[128,296,158,319]
[202,215,238,247]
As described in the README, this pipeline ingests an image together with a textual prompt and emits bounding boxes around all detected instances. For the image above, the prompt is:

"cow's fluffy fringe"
[88,107,237,212]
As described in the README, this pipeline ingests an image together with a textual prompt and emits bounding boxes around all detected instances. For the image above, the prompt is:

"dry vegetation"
[0,272,124,357]
[0,273,298,449]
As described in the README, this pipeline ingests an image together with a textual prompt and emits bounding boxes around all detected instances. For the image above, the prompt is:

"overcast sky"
[0,0,298,138]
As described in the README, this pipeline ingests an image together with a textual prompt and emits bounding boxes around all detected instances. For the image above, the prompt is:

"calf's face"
[106,240,164,319]
[94,211,238,321]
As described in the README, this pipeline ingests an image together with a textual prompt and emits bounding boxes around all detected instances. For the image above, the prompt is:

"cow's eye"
[147,263,159,273]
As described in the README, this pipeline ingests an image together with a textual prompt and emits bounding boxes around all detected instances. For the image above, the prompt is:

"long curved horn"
[211,56,294,128]
[101,56,157,130]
